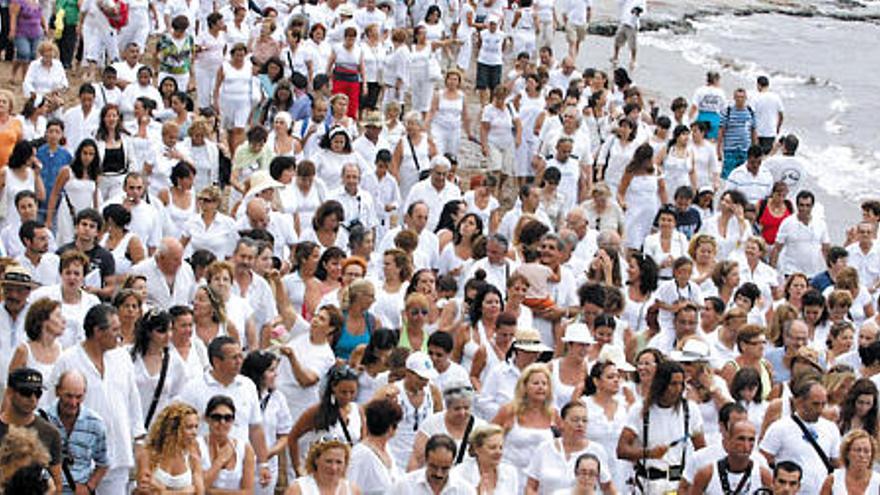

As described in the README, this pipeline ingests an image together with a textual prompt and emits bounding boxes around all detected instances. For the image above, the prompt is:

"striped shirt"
[720,105,756,152]
[46,403,109,491]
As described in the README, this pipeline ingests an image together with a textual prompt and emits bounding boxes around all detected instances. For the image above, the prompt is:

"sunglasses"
[15,388,43,399]
[208,413,235,423]
[409,308,429,316]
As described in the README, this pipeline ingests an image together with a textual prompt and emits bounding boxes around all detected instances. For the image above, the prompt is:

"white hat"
[246,170,283,196]
[669,339,711,363]
[598,344,635,372]
[561,323,595,344]
[486,14,499,24]
[337,3,355,17]
[406,351,438,380]
[513,328,553,354]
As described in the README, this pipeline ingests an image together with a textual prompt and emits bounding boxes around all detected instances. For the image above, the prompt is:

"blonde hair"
[340,279,374,310]
[828,289,854,310]
[146,403,199,469]
[513,363,554,417]
[405,292,430,310]
[304,438,351,475]
[745,236,768,256]
[188,116,211,137]
[205,260,235,282]
[0,89,15,113]
[841,429,878,467]
[467,424,504,457]
[767,303,799,346]
[688,233,717,259]
[37,40,58,58]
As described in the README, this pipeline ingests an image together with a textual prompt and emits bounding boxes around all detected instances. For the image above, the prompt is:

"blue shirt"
[46,402,109,492]
[36,143,72,210]
[720,105,756,152]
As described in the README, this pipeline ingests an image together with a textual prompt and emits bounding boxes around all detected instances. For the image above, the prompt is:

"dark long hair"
[241,350,278,394]
[644,360,684,417]
[839,378,879,437]
[583,360,616,397]
[624,143,654,174]
[95,104,127,141]
[315,246,345,281]
[314,364,358,431]
[434,200,464,234]
[453,213,484,245]
[130,309,172,358]
[628,251,658,295]
[468,284,504,326]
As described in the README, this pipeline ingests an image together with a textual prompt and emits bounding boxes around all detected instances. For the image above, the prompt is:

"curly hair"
[0,426,50,486]
[146,403,200,469]
[512,363,554,418]
[304,438,351,475]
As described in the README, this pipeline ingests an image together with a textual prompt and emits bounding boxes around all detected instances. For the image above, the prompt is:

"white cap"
[406,351,438,380]
[598,344,635,372]
[669,339,711,363]
[486,14,499,24]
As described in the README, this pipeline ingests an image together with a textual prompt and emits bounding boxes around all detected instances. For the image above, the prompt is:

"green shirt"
[55,0,79,26]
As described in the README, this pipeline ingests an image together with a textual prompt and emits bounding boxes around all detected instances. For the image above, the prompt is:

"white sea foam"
[799,144,879,200]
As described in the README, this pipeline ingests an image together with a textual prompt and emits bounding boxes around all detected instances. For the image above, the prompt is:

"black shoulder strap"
[407,136,421,172]
[718,457,754,495]
[144,348,171,428]
[455,415,476,464]
[40,408,80,492]
[681,398,690,468]
[790,413,833,474]
[338,411,354,445]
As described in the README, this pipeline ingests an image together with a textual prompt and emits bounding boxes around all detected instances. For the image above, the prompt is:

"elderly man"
[403,156,463,232]
[47,304,146,495]
[564,207,599,268]
[231,238,278,334]
[176,336,272,487]
[329,163,378,233]
[533,233,579,347]
[131,237,195,308]
[0,265,37,386]
[498,184,553,245]
[464,234,517,296]
[45,369,109,494]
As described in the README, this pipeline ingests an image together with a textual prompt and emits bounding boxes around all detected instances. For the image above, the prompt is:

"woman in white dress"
[452,424,520,494]
[213,43,256,156]
[159,162,197,239]
[549,324,592,411]
[289,160,327,235]
[180,118,221,194]
[313,126,363,192]
[100,204,146,280]
[463,176,500,233]
[373,248,411,330]
[182,185,237,260]
[642,205,690,280]
[513,74,547,182]
[304,23,332,83]
[597,117,639,197]
[8,298,64,408]
[137,403,205,494]
[581,360,634,490]
[617,143,667,250]
[438,213,483,288]
[198,395,256,493]
[819,429,880,495]
[194,13,227,109]
[655,124,695,198]
[45,139,101,245]
[241,351,293,495]
[390,111,437,201]
[288,364,365,473]
[348,398,404,495]
[455,284,504,378]
[129,309,187,430]
[408,25,434,116]
[206,260,258,351]
[0,138,43,228]
[427,69,472,157]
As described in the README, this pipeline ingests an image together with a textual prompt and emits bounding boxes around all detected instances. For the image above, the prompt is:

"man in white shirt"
[236,197,298,260]
[391,434,477,495]
[498,184,553,245]
[771,190,830,277]
[725,145,773,205]
[762,134,807,201]
[563,207,599,268]
[752,76,784,154]
[846,222,880,293]
[329,164,378,234]
[62,84,101,153]
[231,238,278,333]
[464,234,518,297]
[119,66,163,121]
[547,56,578,92]
[92,66,123,109]
[0,266,35,388]
[533,233,579,347]
[46,304,146,495]
[14,221,60,286]
[403,156,462,233]
[131,237,195,308]
[176,336,272,486]
[111,43,146,89]
[108,173,163,253]
[352,111,390,175]
[355,0,387,33]
[760,380,841,494]
[379,201,440,270]
[362,149,400,243]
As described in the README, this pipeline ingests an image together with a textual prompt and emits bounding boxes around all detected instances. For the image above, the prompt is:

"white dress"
[430,91,465,156]
[397,134,431,202]
[389,380,435,468]
[1,167,34,229]
[408,44,433,113]
[56,175,99,246]
[504,418,556,489]
[623,174,660,250]
[516,92,545,177]
[197,436,246,491]
[101,232,135,275]
[662,148,692,197]
[584,395,631,490]
[164,192,197,239]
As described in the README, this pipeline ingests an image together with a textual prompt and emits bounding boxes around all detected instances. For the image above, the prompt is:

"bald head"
[566,208,588,237]
[597,230,622,252]
[56,369,87,419]
[246,198,270,230]
[157,238,184,274]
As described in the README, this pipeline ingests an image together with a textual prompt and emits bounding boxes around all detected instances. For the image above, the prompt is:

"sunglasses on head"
[208,413,235,423]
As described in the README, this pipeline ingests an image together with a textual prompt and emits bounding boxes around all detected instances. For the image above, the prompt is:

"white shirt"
[725,165,774,204]
[379,226,441,270]
[476,361,520,420]
[404,180,463,233]
[176,371,263,443]
[847,243,880,290]
[183,212,238,259]
[22,59,69,98]
[750,90,784,138]
[329,186,379,231]
[452,458,519,494]
[276,329,336,422]
[760,414,841,495]
[62,105,101,153]
[623,400,704,471]
[390,468,477,495]
[29,284,100,348]
[47,346,145,470]
[524,438,612,494]
[15,253,60,286]
[349,442,403,495]
[775,215,829,277]
[762,155,807,199]
[481,103,517,150]
[617,0,646,28]
[232,272,278,330]
[131,257,196,309]
[0,303,28,388]
[107,196,163,249]
[476,29,505,66]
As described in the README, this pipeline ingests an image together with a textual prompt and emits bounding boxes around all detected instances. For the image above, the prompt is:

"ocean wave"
[799,144,879,200]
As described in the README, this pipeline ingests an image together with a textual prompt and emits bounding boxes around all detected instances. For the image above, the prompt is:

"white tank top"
[101,232,134,275]
[551,359,576,411]
[294,475,354,495]
[221,61,254,101]
[399,134,430,200]
[515,7,535,31]
[198,437,245,491]
[2,167,34,226]
[152,454,193,490]
[25,341,59,383]
[830,468,880,494]
[433,91,464,130]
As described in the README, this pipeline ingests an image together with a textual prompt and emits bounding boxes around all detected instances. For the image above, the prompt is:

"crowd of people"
[0,0,876,493]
